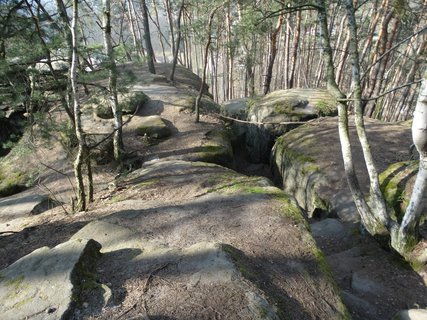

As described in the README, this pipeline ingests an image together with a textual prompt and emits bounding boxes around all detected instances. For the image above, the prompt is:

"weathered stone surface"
[379,160,426,222]
[341,290,379,320]
[351,271,385,297]
[248,88,337,127]
[393,309,427,320]
[311,218,347,239]
[196,129,234,167]
[0,238,101,319]
[221,98,248,120]
[242,89,336,163]
[0,194,60,223]
[135,115,172,139]
[71,220,142,253]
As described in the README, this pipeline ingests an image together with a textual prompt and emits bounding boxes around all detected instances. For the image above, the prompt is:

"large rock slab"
[0,193,60,223]
[271,117,413,220]
[70,220,280,319]
[84,159,349,319]
[0,238,101,319]
[221,98,248,120]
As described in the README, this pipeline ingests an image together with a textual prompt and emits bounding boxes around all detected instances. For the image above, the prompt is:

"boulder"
[271,117,413,219]
[247,89,337,130]
[0,239,101,319]
[221,98,248,120]
[196,129,234,167]
[311,218,347,239]
[393,309,427,320]
[341,290,379,319]
[0,194,60,223]
[135,115,172,139]
[351,271,385,297]
[87,90,148,119]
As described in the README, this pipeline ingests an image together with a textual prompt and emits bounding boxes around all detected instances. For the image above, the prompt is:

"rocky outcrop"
[71,220,281,319]
[379,160,426,222]
[221,98,248,120]
[0,239,101,319]
[0,194,60,223]
[78,159,349,319]
[224,89,337,163]
[86,90,148,119]
[271,117,413,220]
[135,115,172,139]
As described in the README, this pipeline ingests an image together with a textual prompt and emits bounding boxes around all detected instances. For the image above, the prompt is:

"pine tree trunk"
[289,10,301,88]
[263,13,284,94]
[170,0,185,81]
[141,0,156,73]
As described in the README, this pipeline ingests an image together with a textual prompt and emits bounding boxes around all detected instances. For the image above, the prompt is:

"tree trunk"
[391,72,427,260]
[141,0,156,73]
[164,0,175,57]
[344,0,389,231]
[263,13,284,94]
[195,6,219,123]
[152,0,166,61]
[289,10,301,88]
[71,0,86,212]
[103,0,123,166]
[317,0,388,235]
[170,0,185,81]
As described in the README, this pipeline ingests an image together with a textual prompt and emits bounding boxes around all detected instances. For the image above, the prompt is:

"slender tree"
[70,0,92,211]
[195,5,220,123]
[103,0,123,167]
[170,0,185,81]
[141,0,156,73]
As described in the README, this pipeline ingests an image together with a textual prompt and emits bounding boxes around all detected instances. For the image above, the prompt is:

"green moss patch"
[197,129,233,166]
[379,160,419,222]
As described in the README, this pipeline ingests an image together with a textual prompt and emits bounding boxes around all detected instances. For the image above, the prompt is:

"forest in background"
[0,0,426,127]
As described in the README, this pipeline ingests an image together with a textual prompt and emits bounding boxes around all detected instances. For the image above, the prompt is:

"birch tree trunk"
[344,0,390,232]
[391,73,427,260]
[71,0,86,212]
[103,0,123,167]
[317,0,389,235]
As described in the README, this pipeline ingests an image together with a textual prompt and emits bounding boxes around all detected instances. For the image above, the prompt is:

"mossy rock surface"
[271,117,413,221]
[0,158,33,198]
[272,133,328,218]
[379,160,425,223]
[135,115,171,139]
[247,88,337,126]
[87,90,148,119]
[196,128,233,167]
